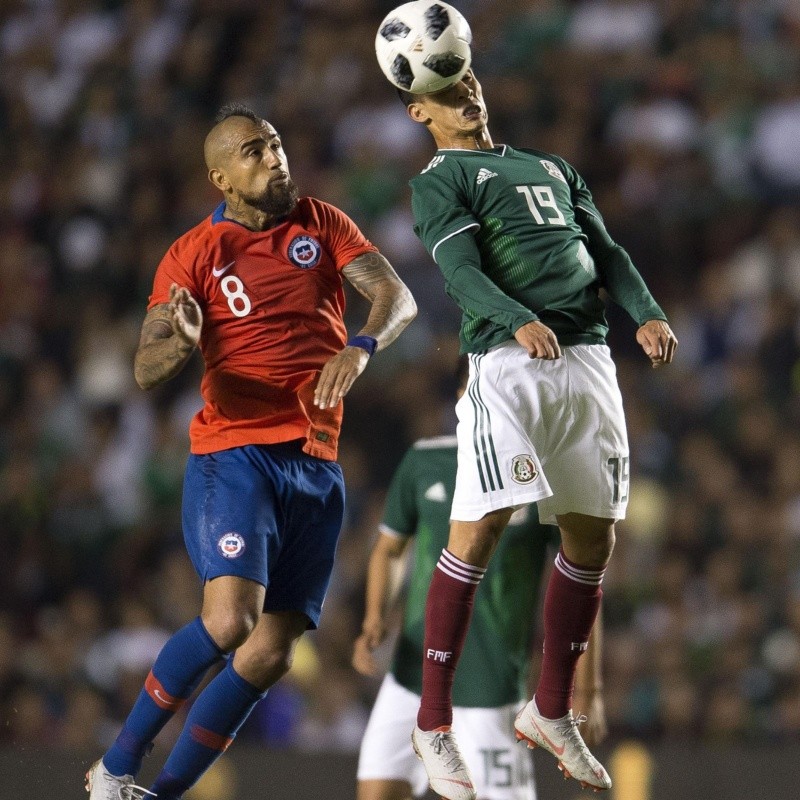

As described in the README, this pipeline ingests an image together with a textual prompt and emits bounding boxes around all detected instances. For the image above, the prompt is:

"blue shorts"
[182,441,345,629]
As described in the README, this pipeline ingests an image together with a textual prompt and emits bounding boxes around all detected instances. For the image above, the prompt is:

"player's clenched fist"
[636,319,677,368]
[168,282,202,347]
[514,320,562,360]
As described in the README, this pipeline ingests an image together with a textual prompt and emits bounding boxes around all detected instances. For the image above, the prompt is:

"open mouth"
[463,104,482,120]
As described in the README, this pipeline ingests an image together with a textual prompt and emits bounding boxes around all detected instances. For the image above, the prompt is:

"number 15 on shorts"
[608,455,630,504]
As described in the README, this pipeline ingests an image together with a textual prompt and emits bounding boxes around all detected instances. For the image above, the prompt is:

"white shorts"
[357,673,536,800]
[452,343,629,525]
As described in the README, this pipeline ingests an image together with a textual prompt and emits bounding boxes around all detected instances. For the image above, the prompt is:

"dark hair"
[214,102,261,124]
[396,87,417,107]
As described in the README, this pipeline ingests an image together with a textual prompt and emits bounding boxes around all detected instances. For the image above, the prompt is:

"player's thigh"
[453,704,536,800]
[182,448,275,586]
[535,345,629,525]
[358,674,430,798]
[451,346,552,522]
[261,453,345,629]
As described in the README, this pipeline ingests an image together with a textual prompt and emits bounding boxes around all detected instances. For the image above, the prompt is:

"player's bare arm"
[134,283,202,390]
[514,319,562,360]
[314,252,416,409]
[352,532,409,678]
[636,319,678,368]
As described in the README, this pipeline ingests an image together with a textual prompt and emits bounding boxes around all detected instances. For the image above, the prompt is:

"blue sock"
[103,617,223,777]
[149,660,266,800]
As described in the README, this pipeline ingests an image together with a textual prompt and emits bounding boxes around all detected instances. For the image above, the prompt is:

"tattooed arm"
[342,251,417,351]
[134,283,203,390]
[314,251,416,408]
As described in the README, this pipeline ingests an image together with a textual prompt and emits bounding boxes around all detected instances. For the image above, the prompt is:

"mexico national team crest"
[540,159,567,184]
[288,235,322,269]
[511,454,538,484]
[218,532,246,558]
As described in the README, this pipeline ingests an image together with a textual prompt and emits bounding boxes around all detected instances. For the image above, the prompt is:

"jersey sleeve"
[560,158,667,326]
[380,448,419,538]
[410,167,479,257]
[147,240,200,310]
[314,200,378,271]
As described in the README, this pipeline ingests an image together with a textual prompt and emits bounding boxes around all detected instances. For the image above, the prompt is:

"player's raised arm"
[314,252,416,409]
[134,283,202,390]
[342,251,417,351]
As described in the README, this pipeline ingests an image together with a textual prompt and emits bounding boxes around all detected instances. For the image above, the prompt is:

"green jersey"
[382,435,559,708]
[410,145,666,354]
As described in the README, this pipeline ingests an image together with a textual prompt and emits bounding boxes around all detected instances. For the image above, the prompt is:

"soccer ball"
[375,1,472,94]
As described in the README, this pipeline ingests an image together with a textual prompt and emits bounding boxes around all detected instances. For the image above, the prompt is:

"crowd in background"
[1,0,800,759]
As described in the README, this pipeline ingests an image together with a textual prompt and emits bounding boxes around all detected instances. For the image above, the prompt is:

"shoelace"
[430,731,467,774]
[555,714,596,760]
[118,785,157,800]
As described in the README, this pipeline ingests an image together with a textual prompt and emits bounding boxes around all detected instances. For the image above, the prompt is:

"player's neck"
[222,204,282,232]
[434,128,494,151]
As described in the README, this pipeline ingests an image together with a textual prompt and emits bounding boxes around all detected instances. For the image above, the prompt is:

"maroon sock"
[417,549,486,731]
[535,549,604,720]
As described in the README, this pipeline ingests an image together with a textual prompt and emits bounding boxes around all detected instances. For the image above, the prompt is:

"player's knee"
[201,607,259,652]
[558,515,616,567]
[239,643,294,687]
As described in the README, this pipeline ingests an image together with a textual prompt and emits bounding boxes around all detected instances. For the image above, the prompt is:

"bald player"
[85,103,416,800]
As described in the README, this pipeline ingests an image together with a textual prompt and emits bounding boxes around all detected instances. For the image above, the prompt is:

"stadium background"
[1,0,799,797]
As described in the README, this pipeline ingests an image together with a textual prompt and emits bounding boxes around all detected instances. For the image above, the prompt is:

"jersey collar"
[211,201,250,228]
[436,145,508,157]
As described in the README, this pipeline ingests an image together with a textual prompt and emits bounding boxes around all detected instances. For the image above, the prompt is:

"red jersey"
[148,197,378,460]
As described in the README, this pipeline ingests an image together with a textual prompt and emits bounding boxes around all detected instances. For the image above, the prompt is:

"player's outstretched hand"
[314,346,370,409]
[168,283,202,347]
[636,319,677,368]
[352,619,387,677]
[573,690,608,747]
[514,320,561,360]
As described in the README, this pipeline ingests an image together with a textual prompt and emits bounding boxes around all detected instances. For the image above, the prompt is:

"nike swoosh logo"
[531,718,566,756]
[212,261,235,277]
[153,689,177,707]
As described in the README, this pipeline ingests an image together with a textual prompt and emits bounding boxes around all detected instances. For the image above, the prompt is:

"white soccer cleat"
[85,759,157,800]
[514,699,612,792]
[411,725,477,800]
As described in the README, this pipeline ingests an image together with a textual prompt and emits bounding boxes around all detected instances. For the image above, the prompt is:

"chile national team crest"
[288,235,322,269]
[218,532,246,558]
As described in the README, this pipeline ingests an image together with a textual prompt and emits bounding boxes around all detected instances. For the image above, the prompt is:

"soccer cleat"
[514,699,611,792]
[411,725,477,800]
[85,759,157,800]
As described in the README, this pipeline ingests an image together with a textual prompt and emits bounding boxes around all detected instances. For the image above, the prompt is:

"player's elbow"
[398,284,418,325]
[133,355,159,391]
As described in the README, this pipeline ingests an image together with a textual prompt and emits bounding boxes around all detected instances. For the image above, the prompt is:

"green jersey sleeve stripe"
[378,523,413,539]
[431,222,481,263]
[575,202,600,220]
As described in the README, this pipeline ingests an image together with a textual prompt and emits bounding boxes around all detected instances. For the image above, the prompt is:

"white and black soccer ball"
[375,1,472,94]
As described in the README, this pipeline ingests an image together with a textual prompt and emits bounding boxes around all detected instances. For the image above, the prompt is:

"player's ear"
[208,168,229,192]
[407,100,430,124]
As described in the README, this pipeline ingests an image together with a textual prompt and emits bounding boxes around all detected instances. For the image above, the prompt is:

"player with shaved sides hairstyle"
[84,103,416,800]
